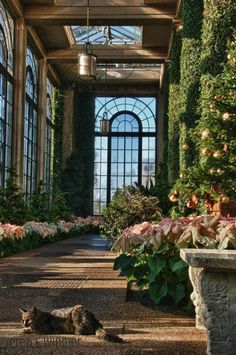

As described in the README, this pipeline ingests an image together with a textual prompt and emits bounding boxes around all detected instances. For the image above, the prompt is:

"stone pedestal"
[180,249,236,355]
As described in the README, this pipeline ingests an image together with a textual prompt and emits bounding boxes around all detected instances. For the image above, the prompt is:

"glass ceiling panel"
[72,26,142,45]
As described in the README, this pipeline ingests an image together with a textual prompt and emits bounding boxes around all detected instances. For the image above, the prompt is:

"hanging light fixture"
[78,0,97,80]
[100,64,110,133]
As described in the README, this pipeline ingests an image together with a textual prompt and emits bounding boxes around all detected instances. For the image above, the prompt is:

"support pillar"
[37,58,47,184]
[13,18,27,189]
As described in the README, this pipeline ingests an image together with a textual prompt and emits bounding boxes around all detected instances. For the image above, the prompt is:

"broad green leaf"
[154,243,169,254]
[113,254,134,271]
[149,280,168,305]
[168,283,185,304]
[147,256,166,277]
[170,259,188,273]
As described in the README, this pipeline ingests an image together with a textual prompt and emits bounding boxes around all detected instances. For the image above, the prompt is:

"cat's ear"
[31,306,37,314]
[19,307,26,314]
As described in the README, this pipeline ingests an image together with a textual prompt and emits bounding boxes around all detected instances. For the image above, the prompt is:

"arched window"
[94,97,157,215]
[0,1,14,187]
[23,46,38,198]
[45,78,55,191]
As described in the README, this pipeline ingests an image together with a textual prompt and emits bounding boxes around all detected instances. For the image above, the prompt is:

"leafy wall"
[62,87,95,216]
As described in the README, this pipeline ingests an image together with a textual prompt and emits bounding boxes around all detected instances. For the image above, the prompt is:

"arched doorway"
[94,97,157,215]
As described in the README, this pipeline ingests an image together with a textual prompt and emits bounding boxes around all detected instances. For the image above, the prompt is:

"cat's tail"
[96,327,123,343]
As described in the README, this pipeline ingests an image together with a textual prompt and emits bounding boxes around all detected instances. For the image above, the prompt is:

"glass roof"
[72,26,142,45]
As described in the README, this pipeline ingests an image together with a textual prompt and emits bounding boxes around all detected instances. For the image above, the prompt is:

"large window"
[23,46,38,198]
[0,1,14,187]
[45,78,54,191]
[94,97,157,215]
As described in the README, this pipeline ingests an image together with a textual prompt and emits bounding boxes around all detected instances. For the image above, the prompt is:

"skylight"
[72,26,142,45]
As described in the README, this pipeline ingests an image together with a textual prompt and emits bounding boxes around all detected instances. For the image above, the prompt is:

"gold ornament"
[182,143,189,151]
[223,144,228,152]
[213,150,223,159]
[222,112,232,121]
[221,196,230,204]
[229,91,235,97]
[231,139,236,147]
[201,148,211,157]
[227,54,231,60]
[169,193,178,203]
[210,104,217,112]
[179,172,184,179]
[214,95,222,101]
[201,129,211,139]
[186,199,197,209]
[217,168,224,174]
[209,168,217,175]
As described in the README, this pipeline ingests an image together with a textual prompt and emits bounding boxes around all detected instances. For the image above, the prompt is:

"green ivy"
[53,88,64,190]
[179,0,203,170]
[62,88,95,216]
[167,30,182,184]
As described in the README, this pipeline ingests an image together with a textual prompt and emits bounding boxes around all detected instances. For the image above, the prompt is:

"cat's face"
[20,307,37,328]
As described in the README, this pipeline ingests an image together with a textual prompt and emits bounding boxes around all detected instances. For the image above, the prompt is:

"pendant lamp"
[78,0,97,80]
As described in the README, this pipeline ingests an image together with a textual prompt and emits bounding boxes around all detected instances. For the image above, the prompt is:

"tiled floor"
[0,235,207,354]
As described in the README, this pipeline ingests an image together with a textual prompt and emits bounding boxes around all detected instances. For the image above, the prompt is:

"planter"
[210,201,236,217]
[181,249,236,355]
[188,266,205,329]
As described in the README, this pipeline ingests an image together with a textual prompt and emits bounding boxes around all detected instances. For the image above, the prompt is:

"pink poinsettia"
[0,223,25,240]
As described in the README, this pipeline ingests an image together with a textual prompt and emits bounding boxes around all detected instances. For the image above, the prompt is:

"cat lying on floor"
[20,305,123,343]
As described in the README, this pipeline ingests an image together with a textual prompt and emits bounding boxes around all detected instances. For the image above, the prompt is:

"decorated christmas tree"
[170,31,236,212]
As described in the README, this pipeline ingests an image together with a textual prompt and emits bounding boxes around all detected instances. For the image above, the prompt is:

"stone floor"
[0,234,207,354]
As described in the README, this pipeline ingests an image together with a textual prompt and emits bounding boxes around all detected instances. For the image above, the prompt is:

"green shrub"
[101,186,161,242]
[114,242,192,307]
[0,169,29,225]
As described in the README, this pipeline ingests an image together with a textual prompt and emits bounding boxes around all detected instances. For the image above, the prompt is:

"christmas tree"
[170,31,236,212]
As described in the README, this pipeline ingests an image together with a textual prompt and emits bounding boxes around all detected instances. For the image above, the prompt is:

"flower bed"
[113,215,236,308]
[0,216,102,257]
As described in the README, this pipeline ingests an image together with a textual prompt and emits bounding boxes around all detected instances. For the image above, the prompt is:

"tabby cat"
[20,305,122,343]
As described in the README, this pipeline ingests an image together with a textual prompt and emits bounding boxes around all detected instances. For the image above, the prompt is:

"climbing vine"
[167,29,182,185]
[179,0,203,170]
[62,87,95,216]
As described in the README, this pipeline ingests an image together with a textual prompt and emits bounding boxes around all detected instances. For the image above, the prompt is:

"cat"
[20,305,123,343]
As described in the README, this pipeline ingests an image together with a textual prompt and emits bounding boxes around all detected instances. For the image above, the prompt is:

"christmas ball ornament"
[214,95,222,101]
[192,194,198,204]
[201,148,211,157]
[210,104,217,112]
[231,139,236,146]
[201,129,211,139]
[209,168,217,175]
[216,168,224,174]
[182,143,189,151]
[187,199,197,209]
[222,112,232,121]
[213,150,223,159]
[221,196,230,204]
[204,200,213,209]
[211,184,217,192]
[223,144,228,152]
[227,54,231,60]
[169,193,178,203]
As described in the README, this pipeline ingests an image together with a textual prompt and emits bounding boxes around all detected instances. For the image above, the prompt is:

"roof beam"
[47,45,166,64]
[24,5,175,25]
[23,0,55,3]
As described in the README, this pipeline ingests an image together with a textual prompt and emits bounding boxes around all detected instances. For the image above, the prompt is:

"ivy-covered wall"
[167,29,182,184]
[199,0,235,117]
[179,0,203,170]
[53,88,64,190]
[62,86,95,216]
